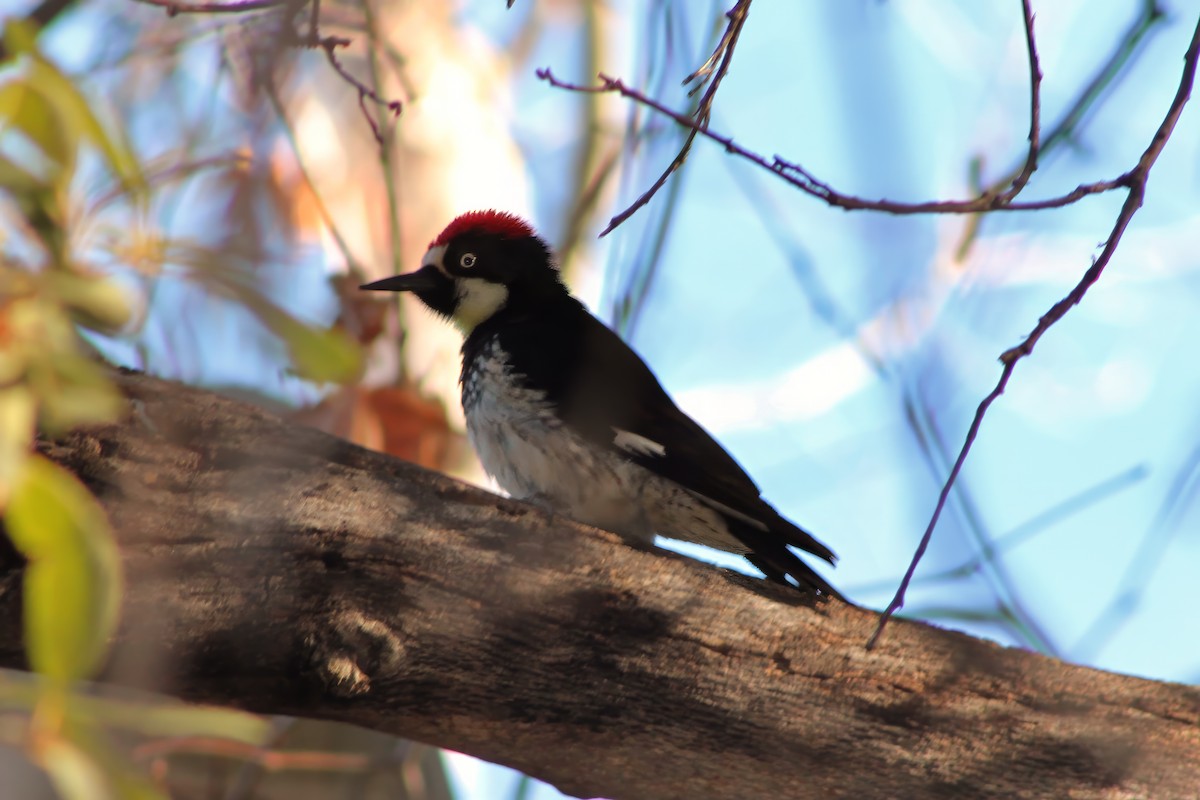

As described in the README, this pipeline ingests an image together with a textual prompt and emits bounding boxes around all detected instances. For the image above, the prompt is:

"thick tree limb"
[2,371,1197,799]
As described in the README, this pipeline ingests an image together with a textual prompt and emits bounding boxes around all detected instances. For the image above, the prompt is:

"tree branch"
[2,371,1197,800]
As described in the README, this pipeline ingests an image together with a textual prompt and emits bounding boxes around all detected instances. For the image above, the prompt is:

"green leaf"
[4,456,122,683]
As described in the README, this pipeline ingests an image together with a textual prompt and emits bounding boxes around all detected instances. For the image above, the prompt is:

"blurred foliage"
[0,13,372,800]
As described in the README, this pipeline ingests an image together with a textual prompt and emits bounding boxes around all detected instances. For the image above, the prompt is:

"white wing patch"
[613,428,667,458]
[686,489,770,532]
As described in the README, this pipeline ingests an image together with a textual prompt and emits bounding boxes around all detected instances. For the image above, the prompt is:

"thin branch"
[999,0,1042,203]
[131,0,404,132]
[848,464,1148,596]
[556,0,612,275]
[130,0,292,16]
[278,4,403,143]
[537,69,1130,216]
[597,0,752,237]
[308,36,402,144]
[901,385,1060,656]
[868,14,1200,649]
[957,0,1167,258]
[265,88,361,273]
[1037,0,1167,161]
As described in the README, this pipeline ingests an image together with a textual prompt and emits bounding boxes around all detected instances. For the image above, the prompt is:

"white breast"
[461,339,652,543]
[461,338,748,554]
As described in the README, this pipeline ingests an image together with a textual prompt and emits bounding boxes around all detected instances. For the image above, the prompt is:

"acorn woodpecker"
[361,210,840,598]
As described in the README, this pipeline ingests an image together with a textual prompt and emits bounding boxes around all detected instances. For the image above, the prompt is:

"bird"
[361,210,840,598]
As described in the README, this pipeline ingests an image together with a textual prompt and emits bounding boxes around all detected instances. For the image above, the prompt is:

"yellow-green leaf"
[4,456,122,684]
[79,696,270,744]
[0,80,70,174]
[37,736,114,800]
[26,56,145,198]
[0,677,269,746]
[269,310,363,384]
[1,18,39,62]
[62,717,170,800]
[245,296,363,384]
[0,385,35,508]
[33,353,124,433]
[49,271,133,334]
[0,151,46,193]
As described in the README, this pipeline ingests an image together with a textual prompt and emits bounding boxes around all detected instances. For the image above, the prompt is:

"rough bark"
[2,370,1197,800]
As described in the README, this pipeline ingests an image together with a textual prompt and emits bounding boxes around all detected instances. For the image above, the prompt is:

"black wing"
[472,300,838,581]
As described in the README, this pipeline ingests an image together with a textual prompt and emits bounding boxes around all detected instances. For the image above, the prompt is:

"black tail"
[734,520,842,600]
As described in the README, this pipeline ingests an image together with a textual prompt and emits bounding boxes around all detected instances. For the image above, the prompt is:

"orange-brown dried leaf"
[293,385,464,472]
[367,385,461,470]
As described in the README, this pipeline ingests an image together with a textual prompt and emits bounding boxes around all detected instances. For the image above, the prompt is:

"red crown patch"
[429,210,536,249]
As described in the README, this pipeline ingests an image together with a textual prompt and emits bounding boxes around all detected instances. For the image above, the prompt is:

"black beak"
[360,264,443,293]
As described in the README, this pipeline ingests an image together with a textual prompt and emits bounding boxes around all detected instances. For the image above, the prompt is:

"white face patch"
[453,278,509,333]
[424,245,449,277]
[613,428,667,458]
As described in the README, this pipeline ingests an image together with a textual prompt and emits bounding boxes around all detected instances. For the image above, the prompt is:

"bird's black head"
[360,210,565,333]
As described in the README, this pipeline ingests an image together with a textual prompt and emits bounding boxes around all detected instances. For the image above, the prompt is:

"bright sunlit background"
[6,0,1200,797]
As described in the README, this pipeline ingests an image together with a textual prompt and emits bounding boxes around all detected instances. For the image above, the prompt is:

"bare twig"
[360,0,403,278]
[308,36,402,144]
[538,69,1130,215]
[868,14,1200,649]
[279,2,403,143]
[597,0,752,237]
[957,1,1167,258]
[1035,1,1167,164]
[848,464,1147,597]
[132,0,403,132]
[130,0,292,16]
[999,0,1042,202]
[557,0,613,275]
[265,87,361,273]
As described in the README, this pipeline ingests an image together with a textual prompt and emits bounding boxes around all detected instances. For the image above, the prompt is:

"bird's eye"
[460,253,478,269]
